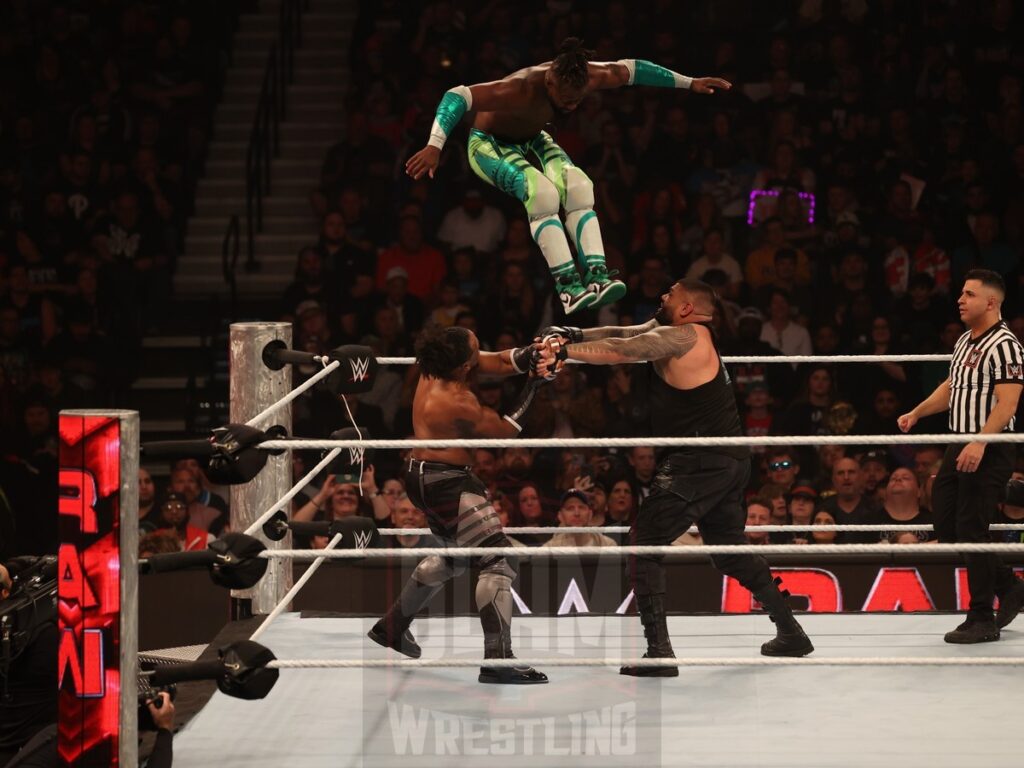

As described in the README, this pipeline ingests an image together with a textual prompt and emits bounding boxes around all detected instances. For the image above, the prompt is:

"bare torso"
[470,62,626,141]
[411,376,478,466]
[470,66,560,140]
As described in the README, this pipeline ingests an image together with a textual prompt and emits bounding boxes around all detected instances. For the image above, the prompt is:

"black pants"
[629,452,774,597]
[932,443,1017,617]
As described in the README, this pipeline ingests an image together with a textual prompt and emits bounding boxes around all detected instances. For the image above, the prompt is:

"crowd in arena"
[2,1,1023,557]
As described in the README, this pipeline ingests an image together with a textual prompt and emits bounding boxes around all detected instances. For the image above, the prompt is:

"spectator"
[378,267,426,336]
[543,489,617,547]
[280,247,331,319]
[741,382,774,452]
[878,467,935,543]
[685,226,742,289]
[759,289,812,360]
[168,465,225,535]
[859,449,892,503]
[390,494,438,548]
[437,189,507,254]
[472,448,499,486]
[811,510,838,544]
[604,477,639,527]
[427,278,470,329]
[294,472,371,525]
[139,467,159,533]
[786,479,818,529]
[820,457,880,542]
[994,474,1024,544]
[375,214,446,301]
[154,491,214,551]
[745,498,772,545]
[626,446,656,497]
[745,217,811,291]
[764,449,800,491]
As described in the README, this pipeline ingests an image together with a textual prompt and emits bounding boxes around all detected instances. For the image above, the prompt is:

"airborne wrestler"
[406,37,731,316]
[368,325,551,684]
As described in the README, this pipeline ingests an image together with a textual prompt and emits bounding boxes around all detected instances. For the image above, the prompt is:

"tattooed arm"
[579,319,659,341]
[564,324,700,365]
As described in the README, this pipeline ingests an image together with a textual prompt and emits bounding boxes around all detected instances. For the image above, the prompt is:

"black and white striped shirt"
[948,321,1024,433]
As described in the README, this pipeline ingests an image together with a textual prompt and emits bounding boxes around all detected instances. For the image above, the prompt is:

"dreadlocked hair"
[553,37,594,91]
[415,325,473,380]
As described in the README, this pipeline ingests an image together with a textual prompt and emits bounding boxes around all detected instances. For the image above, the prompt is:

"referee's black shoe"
[996,579,1024,630]
[944,616,1000,644]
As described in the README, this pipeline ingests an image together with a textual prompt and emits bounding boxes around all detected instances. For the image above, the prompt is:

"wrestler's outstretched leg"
[531,131,626,308]
[467,130,594,315]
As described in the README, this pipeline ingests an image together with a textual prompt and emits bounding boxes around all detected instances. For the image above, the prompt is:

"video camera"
[137,683,177,731]
[0,556,57,682]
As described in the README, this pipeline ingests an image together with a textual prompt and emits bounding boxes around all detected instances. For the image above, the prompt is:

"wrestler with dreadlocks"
[406,37,730,315]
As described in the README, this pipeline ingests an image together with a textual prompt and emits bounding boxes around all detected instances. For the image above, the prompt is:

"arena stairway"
[177,0,356,300]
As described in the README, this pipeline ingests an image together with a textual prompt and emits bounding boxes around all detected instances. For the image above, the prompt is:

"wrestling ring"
[54,322,1024,768]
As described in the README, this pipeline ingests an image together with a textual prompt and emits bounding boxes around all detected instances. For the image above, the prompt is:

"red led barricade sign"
[57,413,135,767]
[722,568,843,613]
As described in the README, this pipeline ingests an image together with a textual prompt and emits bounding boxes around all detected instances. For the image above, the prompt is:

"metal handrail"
[221,213,240,319]
[242,0,305,275]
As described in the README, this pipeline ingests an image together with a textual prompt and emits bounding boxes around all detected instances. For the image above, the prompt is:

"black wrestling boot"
[996,579,1024,630]
[944,614,1000,644]
[367,579,439,659]
[620,594,679,677]
[478,606,548,684]
[367,617,422,659]
[753,578,814,657]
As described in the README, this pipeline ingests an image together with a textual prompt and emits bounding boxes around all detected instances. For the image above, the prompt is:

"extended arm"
[565,325,699,366]
[447,394,523,439]
[407,77,532,179]
[476,343,541,377]
[912,379,952,418]
[591,60,731,94]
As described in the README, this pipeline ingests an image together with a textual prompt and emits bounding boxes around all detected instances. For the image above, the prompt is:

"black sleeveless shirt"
[648,339,750,461]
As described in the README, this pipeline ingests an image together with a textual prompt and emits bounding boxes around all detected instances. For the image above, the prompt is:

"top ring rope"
[377,354,953,366]
[259,432,1024,451]
[375,523,1024,536]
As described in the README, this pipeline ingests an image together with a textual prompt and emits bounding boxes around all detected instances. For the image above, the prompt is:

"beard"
[654,305,671,325]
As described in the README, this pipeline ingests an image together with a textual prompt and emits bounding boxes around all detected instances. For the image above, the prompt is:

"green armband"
[427,85,473,150]
[618,59,692,90]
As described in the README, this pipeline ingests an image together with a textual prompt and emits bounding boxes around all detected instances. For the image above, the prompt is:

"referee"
[899,269,1024,643]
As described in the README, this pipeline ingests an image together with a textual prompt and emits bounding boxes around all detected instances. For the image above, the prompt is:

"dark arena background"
[1,1,1023,767]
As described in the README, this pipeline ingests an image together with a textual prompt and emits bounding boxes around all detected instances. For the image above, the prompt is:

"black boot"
[944,614,1000,644]
[996,579,1024,630]
[367,616,421,659]
[620,594,679,677]
[367,579,439,659]
[478,599,547,684]
[753,578,814,657]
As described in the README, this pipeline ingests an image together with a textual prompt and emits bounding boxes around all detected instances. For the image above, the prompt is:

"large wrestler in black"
[368,326,549,684]
[546,279,814,676]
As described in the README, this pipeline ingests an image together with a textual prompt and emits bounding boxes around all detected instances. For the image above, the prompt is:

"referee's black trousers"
[627,452,775,598]
[932,443,1017,618]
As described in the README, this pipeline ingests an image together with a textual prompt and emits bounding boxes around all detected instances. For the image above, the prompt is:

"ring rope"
[260,432,1024,451]
[242,447,342,536]
[246,358,340,428]
[249,531,344,642]
[377,354,954,366]
[259,542,1024,559]
[265,656,1024,669]
[374,523,1024,536]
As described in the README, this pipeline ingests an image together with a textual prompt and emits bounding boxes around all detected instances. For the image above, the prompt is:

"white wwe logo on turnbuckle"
[349,357,370,382]
[352,529,373,549]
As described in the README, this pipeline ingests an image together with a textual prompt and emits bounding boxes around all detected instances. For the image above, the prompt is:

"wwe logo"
[352,529,373,550]
[1008,363,1023,379]
[347,446,365,466]
[349,357,370,382]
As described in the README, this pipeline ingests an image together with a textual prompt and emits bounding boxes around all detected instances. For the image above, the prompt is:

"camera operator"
[142,691,174,768]
[0,560,58,767]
